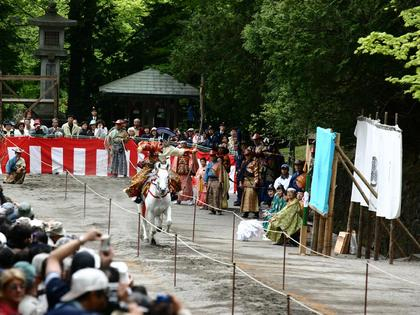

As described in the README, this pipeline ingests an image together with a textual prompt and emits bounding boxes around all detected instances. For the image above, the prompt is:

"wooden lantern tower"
[28,1,76,117]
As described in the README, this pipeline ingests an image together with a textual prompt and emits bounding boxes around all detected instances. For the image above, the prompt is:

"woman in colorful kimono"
[266,188,303,244]
[195,157,208,208]
[262,184,287,231]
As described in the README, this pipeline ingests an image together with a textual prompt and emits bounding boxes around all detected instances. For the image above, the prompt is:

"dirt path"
[5,174,420,314]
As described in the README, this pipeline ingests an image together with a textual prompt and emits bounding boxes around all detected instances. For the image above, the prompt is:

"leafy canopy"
[357,6,420,101]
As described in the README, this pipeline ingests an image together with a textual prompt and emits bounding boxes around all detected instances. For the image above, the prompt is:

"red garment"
[0,300,19,315]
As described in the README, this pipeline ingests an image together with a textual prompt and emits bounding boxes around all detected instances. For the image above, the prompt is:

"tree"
[357,5,420,101]
[170,0,266,128]
[243,0,418,141]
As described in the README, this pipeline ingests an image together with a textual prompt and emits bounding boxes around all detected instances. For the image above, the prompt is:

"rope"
[4,136,419,293]
[367,262,420,287]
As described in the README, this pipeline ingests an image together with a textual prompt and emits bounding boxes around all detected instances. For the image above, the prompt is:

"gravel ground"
[4,174,420,315]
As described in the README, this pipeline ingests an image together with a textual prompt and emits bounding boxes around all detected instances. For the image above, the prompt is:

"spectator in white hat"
[46,268,109,315]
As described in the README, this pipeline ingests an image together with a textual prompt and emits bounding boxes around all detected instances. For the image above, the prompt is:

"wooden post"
[365,212,373,259]
[312,212,319,252]
[396,219,420,251]
[364,262,369,315]
[317,216,326,254]
[174,234,178,287]
[137,213,141,257]
[282,235,287,290]
[192,201,197,242]
[380,220,407,257]
[357,204,364,258]
[323,133,340,255]
[231,262,236,315]
[107,199,112,235]
[343,202,355,253]
[83,183,87,219]
[389,219,394,264]
[231,214,236,263]
[64,171,68,200]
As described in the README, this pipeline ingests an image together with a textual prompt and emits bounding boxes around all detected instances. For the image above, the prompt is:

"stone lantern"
[28,1,76,116]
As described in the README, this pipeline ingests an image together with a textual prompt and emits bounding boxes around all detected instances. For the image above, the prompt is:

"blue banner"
[309,127,336,215]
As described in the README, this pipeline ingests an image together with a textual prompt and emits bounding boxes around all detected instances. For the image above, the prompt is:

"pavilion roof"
[99,68,199,97]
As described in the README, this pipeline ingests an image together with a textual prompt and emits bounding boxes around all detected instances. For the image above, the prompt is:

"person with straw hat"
[105,120,129,178]
[4,148,26,184]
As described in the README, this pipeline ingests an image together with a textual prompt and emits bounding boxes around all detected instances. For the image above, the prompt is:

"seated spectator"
[78,122,89,137]
[262,185,287,231]
[4,148,26,185]
[14,122,26,136]
[48,119,64,137]
[274,164,291,190]
[30,120,46,136]
[132,118,143,137]
[95,120,108,139]
[0,268,26,314]
[2,121,15,137]
[141,127,151,140]
[62,115,80,137]
[127,127,136,140]
[87,121,96,137]
[23,119,32,136]
[266,188,303,245]
[150,127,159,141]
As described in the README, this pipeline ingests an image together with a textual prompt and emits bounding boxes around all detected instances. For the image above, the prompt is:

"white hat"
[32,253,49,275]
[61,268,108,302]
[151,127,157,131]
[0,232,7,245]
[111,261,129,284]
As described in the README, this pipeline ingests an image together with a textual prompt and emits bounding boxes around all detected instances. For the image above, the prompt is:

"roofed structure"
[98,68,198,128]
[99,68,199,97]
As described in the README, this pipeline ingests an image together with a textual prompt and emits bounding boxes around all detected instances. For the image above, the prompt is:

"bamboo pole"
[380,220,407,257]
[396,219,420,251]
[323,133,340,255]
[335,145,377,198]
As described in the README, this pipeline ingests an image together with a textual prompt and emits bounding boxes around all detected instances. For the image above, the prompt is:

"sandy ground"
[5,174,420,315]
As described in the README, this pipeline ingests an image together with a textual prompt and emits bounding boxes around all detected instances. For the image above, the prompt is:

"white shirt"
[274,174,291,190]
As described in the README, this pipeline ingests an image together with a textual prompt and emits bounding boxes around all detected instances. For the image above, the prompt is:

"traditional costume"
[106,120,129,177]
[262,193,286,231]
[266,196,303,244]
[4,148,26,184]
[204,151,223,214]
[195,164,207,207]
[239,150,260,218]
[172,144,198,204]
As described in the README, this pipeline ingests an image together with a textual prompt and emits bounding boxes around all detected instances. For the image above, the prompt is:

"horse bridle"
[149,175,169,199]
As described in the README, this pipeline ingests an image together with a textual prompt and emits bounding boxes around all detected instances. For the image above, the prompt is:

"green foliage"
[169,0,265,128]
[242,0,418,141]
[357,6,420,100]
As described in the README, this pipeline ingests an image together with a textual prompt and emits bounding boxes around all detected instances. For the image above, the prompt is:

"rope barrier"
[3,136,420,305]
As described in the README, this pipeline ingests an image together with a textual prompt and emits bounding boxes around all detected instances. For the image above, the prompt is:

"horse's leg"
[166,198,172,233]
[156,212,163,232]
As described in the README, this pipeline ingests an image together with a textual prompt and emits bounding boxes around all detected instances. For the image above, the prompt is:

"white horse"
[138,162,172,245]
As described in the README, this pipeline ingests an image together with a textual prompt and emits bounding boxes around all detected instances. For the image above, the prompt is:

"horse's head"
[154,162,170,196]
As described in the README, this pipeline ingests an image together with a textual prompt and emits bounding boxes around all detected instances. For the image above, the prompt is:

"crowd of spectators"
[0,184,190,315]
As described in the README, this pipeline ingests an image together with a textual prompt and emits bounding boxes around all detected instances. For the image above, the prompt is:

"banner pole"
[83,183,87,219]
[174,234,178,287]
[192,200,197,242]
[231,214,236,263]
[64,171,68,200]
[107,198,112,235]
